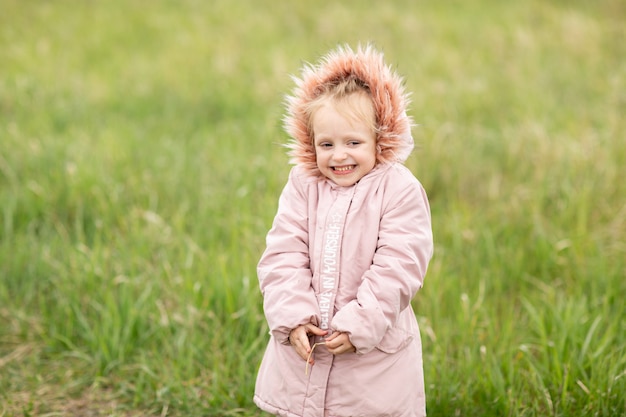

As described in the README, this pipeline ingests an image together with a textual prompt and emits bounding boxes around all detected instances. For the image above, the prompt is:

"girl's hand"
[289,324,328,363]
[324,331,356,355]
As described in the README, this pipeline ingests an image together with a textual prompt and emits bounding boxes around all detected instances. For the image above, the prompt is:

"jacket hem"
[254,395,302,417]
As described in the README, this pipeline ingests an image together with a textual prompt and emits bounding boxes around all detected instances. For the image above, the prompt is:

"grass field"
[1,0,625,416]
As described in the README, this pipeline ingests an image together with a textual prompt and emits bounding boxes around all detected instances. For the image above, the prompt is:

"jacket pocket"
[375,326,414,353]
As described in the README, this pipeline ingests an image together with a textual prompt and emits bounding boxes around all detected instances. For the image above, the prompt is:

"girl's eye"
[318,143,332,148]
[348,141,360,146]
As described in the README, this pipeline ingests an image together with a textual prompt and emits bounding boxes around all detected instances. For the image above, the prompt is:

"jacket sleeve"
[257,168,320,344]
[331,173,433,353]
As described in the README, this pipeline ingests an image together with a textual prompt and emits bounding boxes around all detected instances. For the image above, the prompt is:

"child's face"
[311,94,377,187]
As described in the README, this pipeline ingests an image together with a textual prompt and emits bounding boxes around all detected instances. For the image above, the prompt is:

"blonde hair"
[305,79,377,143]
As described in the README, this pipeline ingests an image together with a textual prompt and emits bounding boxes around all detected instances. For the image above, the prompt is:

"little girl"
[254,44,434,417]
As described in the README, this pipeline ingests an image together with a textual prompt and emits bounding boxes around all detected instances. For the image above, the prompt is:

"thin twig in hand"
[305,342,326,376]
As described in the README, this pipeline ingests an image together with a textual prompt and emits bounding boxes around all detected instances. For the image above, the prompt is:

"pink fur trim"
[284,44,414,177]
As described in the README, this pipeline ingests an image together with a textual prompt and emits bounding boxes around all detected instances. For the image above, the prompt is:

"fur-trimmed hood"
[284,44,414,177]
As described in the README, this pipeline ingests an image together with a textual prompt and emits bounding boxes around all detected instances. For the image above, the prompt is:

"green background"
[1,0,624,415]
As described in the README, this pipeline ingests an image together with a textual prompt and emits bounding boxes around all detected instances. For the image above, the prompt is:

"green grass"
[1,0,625,416]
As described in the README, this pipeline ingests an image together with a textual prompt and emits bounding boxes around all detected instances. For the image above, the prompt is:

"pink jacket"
[254,162,433,417]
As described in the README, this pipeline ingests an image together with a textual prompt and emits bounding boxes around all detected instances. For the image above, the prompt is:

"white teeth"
[334,166,354,172]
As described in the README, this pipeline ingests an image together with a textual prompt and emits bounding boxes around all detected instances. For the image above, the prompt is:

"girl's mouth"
[332,165,355,173]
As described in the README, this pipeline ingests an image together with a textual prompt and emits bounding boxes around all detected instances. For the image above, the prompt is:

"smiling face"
[311,92,377,187]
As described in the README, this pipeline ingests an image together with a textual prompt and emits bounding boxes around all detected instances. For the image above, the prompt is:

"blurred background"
[1,0,624,415]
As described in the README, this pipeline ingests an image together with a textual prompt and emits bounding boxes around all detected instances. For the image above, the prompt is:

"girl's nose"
[333,148,348,160]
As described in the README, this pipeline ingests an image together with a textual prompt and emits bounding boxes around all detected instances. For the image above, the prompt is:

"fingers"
[304,323,328,337]
[289,324,329,362]
[290,326,355,363]
[324,332,355,355]
[323,331,345,348]
[289,326,312,361]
